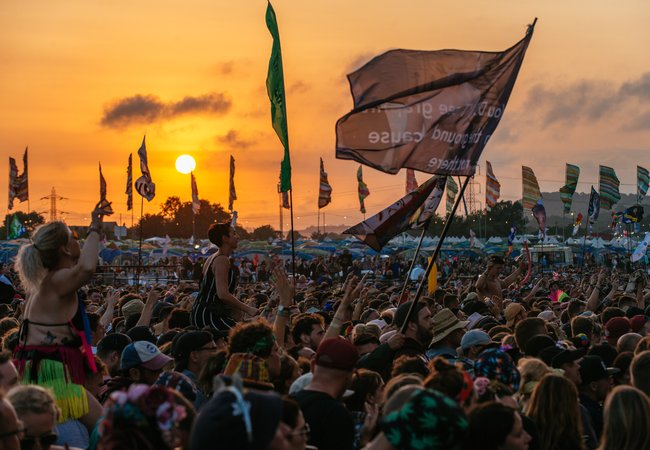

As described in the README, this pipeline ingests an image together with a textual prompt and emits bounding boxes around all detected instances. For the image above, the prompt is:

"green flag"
[266,2,291,192]
[8,215,25,240]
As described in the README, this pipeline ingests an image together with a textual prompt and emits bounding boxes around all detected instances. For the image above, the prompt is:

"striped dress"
[191,254,239,330]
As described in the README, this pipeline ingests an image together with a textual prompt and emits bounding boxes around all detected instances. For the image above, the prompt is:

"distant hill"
[538,191,644,226]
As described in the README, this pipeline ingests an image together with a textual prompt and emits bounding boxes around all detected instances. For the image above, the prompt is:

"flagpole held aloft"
[399,176,471,334]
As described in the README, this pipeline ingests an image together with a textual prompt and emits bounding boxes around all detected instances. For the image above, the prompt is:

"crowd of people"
[1,205,650,450]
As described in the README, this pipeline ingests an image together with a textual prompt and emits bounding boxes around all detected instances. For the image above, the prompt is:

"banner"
[8,148,28,210]
[588,186,600,233]
[632,233,650,263]
[446,176,458,215]
[572,212,583,236]
[318,158,332,209]
[532,199,546,238]
[8,215,25,240]
[522,166,542,210]
[406,169,418,194]
[559,163,580,213]
[8,157,18,210]
[191,172,200,215]
[344,175,446,251]
[638,165,649,204]
[135,136,156,201]
[229,155,237,211]
[615,205,644,224]
[126,154,133,211]
[15,148,28,204]
[508,225,517,253]
[335,23,535,176]
[599,165,620,210]
[357,165,370,214]
[266,2,291,192]
[99,163,114,214]
[485,161,500,211]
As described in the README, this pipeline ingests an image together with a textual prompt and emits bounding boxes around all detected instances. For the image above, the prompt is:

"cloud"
[216,129,255,149]
[521,72,650,130]
[101,92,231,128]
[288,81,310,94]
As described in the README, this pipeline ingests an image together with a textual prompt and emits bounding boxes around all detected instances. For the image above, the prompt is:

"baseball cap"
[459,330,494,352]
[579,355,619,385]
[121,299,145,319]
[314,337,359,371]
[172,331,214,363]
[97,333,132,354]
[524,335,555,357]
[605,317,631,341]
[394,301,427,328]
[629,315,648,333]
[120,340,173,371]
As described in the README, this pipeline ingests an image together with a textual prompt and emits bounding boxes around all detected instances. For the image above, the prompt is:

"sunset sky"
[2,1,649,231]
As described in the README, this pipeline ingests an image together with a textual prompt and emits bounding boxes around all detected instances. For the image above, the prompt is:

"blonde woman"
[7,384,82,450]
[598,385,650,450]
[13,204,110,431]
[516,357,552,413]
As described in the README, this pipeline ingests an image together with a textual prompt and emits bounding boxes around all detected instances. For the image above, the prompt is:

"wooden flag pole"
[399,176,471,334]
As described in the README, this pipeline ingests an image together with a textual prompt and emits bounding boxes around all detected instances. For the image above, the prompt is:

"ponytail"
[15,221,69,294]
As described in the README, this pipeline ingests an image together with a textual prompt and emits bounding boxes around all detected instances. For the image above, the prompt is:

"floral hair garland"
[103,384,187,448]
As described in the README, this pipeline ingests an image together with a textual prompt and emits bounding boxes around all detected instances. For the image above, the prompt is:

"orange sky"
[1,0,649,231]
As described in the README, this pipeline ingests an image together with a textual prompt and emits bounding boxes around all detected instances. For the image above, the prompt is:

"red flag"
[99,163,114,214]
[228,155,237,211]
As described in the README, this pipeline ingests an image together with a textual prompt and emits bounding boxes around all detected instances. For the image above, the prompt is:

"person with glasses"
[12,203,111,433]
[282,397,309,450]
[172,330,218,410]
[6,385,82,450]
[0,393,22,450]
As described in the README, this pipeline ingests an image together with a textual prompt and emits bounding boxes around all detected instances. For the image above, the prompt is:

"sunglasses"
[21,432,58,450]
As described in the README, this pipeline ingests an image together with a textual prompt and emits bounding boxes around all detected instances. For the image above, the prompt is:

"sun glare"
[175,154,196,174]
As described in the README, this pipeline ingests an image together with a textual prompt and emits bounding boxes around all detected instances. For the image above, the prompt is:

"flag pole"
[397,218,431,304]
[289,188,296,284]
[400,175,471,334]
[136,196,144,287]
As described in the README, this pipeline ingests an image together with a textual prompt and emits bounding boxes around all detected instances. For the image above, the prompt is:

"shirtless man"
[475,255,526,308]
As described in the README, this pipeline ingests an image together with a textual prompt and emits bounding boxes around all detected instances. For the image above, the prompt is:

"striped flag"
[344,175,446,251]
[406,169,418,194]
[599,165,621,210]
[485,161,500,211]
[522,166,542,210]
[446,176,458,215]
[99,163,114,214]
[559,163,580,213]
[135,136,156,201]
[638,165,649,204]
[228,155,237,211]
[125,154,133,211]
[357,165,370,214]
[318,158,332,209]
[191,172,200,215]
[266,2,291,193]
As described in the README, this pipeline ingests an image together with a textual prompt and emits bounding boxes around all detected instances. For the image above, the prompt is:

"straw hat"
[430,308,469,345]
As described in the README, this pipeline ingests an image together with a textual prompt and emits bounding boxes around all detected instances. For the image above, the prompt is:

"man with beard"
[392,301,434,361]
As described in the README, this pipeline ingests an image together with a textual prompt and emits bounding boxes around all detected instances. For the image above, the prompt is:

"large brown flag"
[336,23,535,176]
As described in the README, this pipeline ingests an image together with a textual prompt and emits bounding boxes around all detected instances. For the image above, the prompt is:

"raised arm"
[51,202,110,298]
[100,289,118,329]
[502,258,526,288]
[324,273,366,340]
[271,264,294,347]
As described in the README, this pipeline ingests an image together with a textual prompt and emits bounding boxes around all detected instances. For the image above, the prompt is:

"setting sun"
[175,155,196,175]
